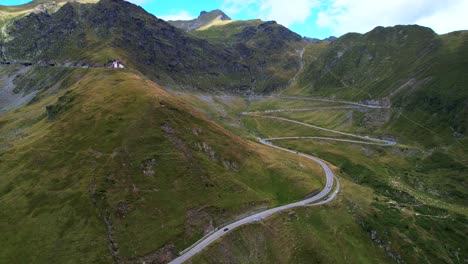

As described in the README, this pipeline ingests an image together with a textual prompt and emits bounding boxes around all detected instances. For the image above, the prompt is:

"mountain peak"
[0,0,98,17]
[198,9,231,21]
[168,9,231,31]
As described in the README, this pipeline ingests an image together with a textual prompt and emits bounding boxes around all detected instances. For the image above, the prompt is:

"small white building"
[111,59,125,69]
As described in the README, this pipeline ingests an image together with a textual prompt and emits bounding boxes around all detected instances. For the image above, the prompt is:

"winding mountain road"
[170,100,394,264]
[254,95,389,109]
[243,113,396,147]
[170,140,338,264]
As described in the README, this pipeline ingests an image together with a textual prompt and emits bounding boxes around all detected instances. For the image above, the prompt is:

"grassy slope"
[242,115,357,140]
[212,99,468,263]
[170,94,392,263]
[0,0,98,11]
[276,139,468,263]
[288,26,468,149]
[0,67,329,263]
[193,181,392,264]
[172,92,397,264]
[171,92,253,139]
[0,0,97,27]
[2,0,255,92]
[193,145,467,264]
[0,0,99,63]
[191,20,263,44]
[168,10,232,32]
[1,0,306,94]
[162,90,467,263]
[292,25,442,99]
[0,5,465,264]
[247,98,467,207]
[190,19,305,93]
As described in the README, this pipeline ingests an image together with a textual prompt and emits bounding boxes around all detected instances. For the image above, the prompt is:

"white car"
[252,217,262,222]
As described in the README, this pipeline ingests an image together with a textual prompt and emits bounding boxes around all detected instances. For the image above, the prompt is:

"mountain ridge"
[0,1,467,263]
[168,9,232,32]
[1,0,305,93]
[290,24,468,147]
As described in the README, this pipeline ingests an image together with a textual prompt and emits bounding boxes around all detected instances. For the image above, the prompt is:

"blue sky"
[1,0,29,4]
[2,0,467,39]
[141,0,334,38]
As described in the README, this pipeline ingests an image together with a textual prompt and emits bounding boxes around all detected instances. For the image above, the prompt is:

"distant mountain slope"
[0,1,97,57]
[0,2,467,264]
[168,9,231,31]
[0,66,325,263]
[1,1,305,93]
[291,25,468,146]
[1,0,253,92]
[190,17,306,93]
[0,0,97,21]
[0,0,97,12]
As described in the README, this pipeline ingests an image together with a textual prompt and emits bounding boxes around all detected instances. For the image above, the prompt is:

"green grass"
[192,179,392,264]
[269,138,468,263]
[286,26,468,150]
[1,9,467,263]
[0,69,327,263]
[273,139,467,214]
[247,97,394,137]
[248,97,343,111]
[242,115,358,140]
[171,92,252,138]
[232,94,467,263]
[190,20,263,44]
[242,94,467,206]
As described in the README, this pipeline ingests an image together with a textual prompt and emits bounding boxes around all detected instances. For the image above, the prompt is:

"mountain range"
[0,1,466,263]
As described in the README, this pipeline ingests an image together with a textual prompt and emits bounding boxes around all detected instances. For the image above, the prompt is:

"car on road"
[223,228,229,232]
[252,217,262,222]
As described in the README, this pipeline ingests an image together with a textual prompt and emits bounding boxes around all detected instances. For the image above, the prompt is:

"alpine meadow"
[0,0,466,263]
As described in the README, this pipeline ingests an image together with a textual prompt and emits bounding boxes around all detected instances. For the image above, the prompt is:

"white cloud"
[317,0,468,35]
[260,0,319,26]
[223,0,319,27]
[223,0,258,17]
[415,0,468,34]
[158,11,196,21]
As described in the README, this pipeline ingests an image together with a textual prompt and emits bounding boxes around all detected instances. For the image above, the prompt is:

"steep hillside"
[0,0,98,36]
[0,0,97,14]
[1,2,466,264]
[176,93,467,264]
[295,25,443,99]
[1,0,98,60]
[0,66,328,263]
[1,1,305,93]
[1,0,254,92]
[290,25,468,147]
[191,18,305,93]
